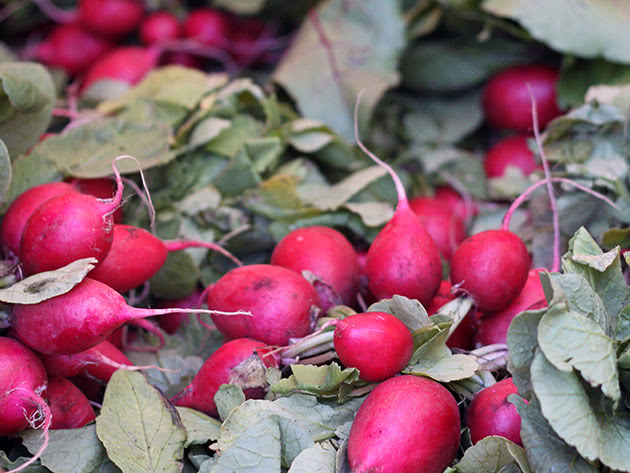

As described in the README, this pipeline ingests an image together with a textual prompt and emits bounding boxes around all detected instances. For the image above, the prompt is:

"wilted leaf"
[288,441,337,473]
[343,201,393,227]
[506,308,547,396]
[22,425,117,473]
[454,436,529,473]
[96,371,187,473]
[0,257,96,304]
[271,363,361,398]
[537,305,620,404]
[510,396,598,473]
[176,407,221,447]
[273,0,406,141]
[530,350,630,470]
[215,384,247,421]
[368,294,431,332]
[483,0,630,63]
[0,62,55,157]
[0,451,48,472]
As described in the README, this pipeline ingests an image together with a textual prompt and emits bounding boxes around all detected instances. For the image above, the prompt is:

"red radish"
[427,280,476,350]
[172,338,278,417]
[139,11,181,45]
[434,186,477,221]
[207,264,319,346]
[81,46,160,92]
[155,288,202,334]
[88,224,240,293]
[78,0,144,37]
[409,196,466,261]
[450,229,529,312]
[107,326,136,350]
[354,91,442,305]
[271,226,360,308]
[40,340,132,382]
[183,9,229,47]
[161,51,202,68]
[229,18,266,67]
[69,178,123,223]
[0,182,78,256]
[484,135,538,179]
[12,277,249,355]
[466,377,522,445]
[483,65,561,132]
[37,24,112,75]
[0,337,50,473]
[69,375,104,402]
[46,377,95,429]
[333,312,413,382]
[348,375,460,473]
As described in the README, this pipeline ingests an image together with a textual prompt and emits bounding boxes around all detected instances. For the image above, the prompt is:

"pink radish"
[1,182,78,256]
[88,224,241,293]
[207,264,319,346]
[140,11,181,45]
[46,377,95,430]
[78,0,144,37]
[484,135,538,179]
[0,337,50,473]
[333,312,413,382]
[466,377,522,445]
[172,338,278,417]
[354,91,442,305]
[409,196,466,261]
[434,186,477,221]
[182,8,229,47]
[347,375,460,473]
[69,177,123,223]
[271,226,360,309]
[427,280,477,350]
[11,277,250,355]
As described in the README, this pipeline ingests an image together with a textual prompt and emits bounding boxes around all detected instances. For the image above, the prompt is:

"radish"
[229,17,267,67]
[207,264,319,346]
[88,224,241,293]
[182,8,229,48]
[1,182,78,256]
[69,177,123,223]
[46,377,95,430]
[475,269,546,346]
[434,186,477,221]
[37,24,112,75]
[161,51,202,68]
[139,11,181,45]
[449,229,530,312]
[466,377,522,445]
[333,311,413,382]
[427,280,477,350]
[81,46,160,93]
[483,65,561,132]
[484,135,538,179]
[172,338,278,418]
[409,196,466,261]
[271,226,360,309]
[11,277,250,355]
[347,375,460,473]
[0,337,50,473]
[40,340,132,382]
[354,91,442,305]
[78,0,144,37]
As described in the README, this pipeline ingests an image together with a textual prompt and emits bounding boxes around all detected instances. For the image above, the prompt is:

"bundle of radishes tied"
[2,1,630,472]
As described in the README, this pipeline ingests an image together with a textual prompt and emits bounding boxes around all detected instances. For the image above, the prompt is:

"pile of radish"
[1,2,630,472]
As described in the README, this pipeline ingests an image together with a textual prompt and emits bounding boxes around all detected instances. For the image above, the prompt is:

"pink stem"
[125,306,252,322]
[126,319,165,352]
[31,0,77,23]
[354,89,409,211]
[6,388,51,473]
[530,88,560,272]
[502,177,617,231]
[164,240,242,267]
[51,108,80,120]
[90,351,174,373]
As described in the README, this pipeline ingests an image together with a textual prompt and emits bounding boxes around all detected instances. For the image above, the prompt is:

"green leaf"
[537,305,620,404]
[175,407,221,448]
[0,257,96,304]
[404,330,479,382]
[506,308,547,396]
[0,62,55,157]
[271,363,361,399]
[5,150,62,205]
[530,350,630,470]
[454,436,529,473]
[205,115,265,158]
[288,441,337,473]
[99,66,212,113]
[96,371,187,473]
[215,384,247,421]
[483,0,630,63]
[273,0,406,141]
[510,396,598,473]
[602,227,630,250]
[213,0,265,14]
[0,451,49,472]
[0,137,11,204]
[368,294,431,332]
[286,119,336,153]
[150,251,200,300]
[22,425,118,473]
